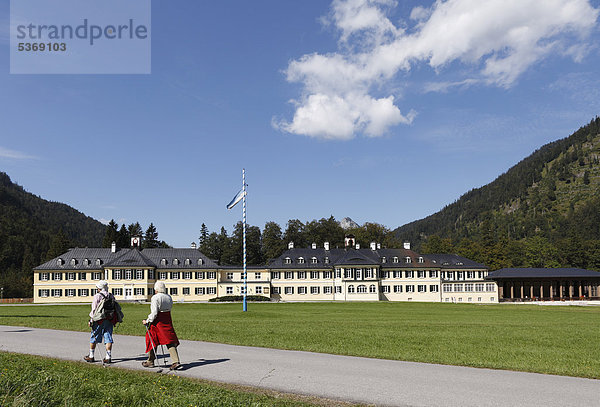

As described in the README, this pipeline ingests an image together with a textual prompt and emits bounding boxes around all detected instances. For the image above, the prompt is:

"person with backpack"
[84,280,122,364]
[142,280,181,370]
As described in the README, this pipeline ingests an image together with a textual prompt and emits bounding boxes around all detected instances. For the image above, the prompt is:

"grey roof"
[487,268,600,279]
[424,254,487,269]
[34,247,219,270]
[268,247,438,268]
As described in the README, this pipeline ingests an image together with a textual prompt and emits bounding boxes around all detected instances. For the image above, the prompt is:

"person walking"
[142,281,181,370]
[84,281,118,363]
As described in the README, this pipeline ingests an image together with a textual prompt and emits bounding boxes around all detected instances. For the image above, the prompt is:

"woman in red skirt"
[142,281,181,370]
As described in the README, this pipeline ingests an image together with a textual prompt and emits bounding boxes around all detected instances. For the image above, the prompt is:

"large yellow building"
[33,238,497,304]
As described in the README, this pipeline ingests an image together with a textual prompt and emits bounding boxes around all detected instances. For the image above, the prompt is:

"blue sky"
[1,0,600,247]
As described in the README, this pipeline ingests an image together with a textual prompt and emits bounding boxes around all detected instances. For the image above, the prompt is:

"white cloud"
[0,146,37,160]
[278,0,599,140]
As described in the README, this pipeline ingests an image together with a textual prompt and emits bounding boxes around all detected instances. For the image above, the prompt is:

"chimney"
[403,242,411,250]
[311,242,317,249]
[324,242,330,251]
[191,242,197,249]
[288,241,294,249]
[370,242,376,250]
[355,243,360,250]
[111,241,116,253]
[377,243,381,250]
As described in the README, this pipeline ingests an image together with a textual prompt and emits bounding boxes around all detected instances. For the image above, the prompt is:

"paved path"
[1,325,598,406]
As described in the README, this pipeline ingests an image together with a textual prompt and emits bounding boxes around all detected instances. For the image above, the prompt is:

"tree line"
[101,220,170,249]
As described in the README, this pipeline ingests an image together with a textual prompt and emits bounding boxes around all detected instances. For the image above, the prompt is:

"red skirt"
[145,311,179,353]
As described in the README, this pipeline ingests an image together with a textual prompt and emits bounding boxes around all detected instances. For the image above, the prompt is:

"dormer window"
[311,257,318,264]
[324,257,330,264]
[298,257,305,264]
[173,258,180,265]
[70,258,77,266]
[185,258,191,266]
[418,257,424,263]
[381,257,386,263]
[57,258,64,266]
[95,259,102,266]
[393,257,398,263]
[161,258,167,266]
[456,262,463,266]
[197,258,203,265]
[83,258,90,266]
[405,257,412,264]
[284,257,292,264]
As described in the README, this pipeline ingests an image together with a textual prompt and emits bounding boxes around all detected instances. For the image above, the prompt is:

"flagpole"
[242,168,247,312]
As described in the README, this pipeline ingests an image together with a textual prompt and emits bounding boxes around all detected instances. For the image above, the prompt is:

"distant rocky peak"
[340,217,360,230]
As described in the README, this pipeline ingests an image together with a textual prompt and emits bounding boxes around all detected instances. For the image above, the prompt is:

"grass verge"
[0,352,356,407]
[1,302,599,378]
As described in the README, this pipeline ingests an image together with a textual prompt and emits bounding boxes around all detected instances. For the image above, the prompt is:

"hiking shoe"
[103,358,111,364]
[142,361,154,368]
[169,362,181,371]
[83,355,95,363]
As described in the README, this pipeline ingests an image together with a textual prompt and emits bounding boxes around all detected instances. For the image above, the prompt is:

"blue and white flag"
[227,189,245,210]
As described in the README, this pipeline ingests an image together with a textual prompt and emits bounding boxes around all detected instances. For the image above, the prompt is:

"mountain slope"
[0,172,106,297]
[394,117,600,251]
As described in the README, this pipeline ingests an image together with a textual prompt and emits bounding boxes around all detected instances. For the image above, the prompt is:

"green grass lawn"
[1,302,599,378]
[0,352,347,407]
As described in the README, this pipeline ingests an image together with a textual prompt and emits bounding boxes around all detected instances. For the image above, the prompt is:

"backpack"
[93,293,123,323]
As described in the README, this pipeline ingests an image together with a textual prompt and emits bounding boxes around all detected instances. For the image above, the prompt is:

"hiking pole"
[144,323,159,367]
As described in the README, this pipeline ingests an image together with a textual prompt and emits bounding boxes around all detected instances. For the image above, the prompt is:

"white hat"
[154,281,166,293]
[96,280,108,290]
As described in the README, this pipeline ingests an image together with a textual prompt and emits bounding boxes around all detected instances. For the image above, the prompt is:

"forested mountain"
[394,117,600,270]
[0,172,106,297]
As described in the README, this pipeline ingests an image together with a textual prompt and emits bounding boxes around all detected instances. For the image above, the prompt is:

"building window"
[430,285,439,292]
[207,287,216,295]
[406,285,415,293]
[284,287,294,295]
[40,273,49,281]
[455,284,463,292]
[324,286,332,294]
[78,289,89,297]
[365,268,374,278]
[311,271,319,279]
[417,271,425,278]
[311,286,320,294]
[124,269,132,280]
[335,268,341,278]
[418,257,424,263]
[369,284,376,293]
[381,257,386,263]
[195,287,205,295]
[297,257,305,264]
[335,286,342,294]
[272,287,281,294]
[285,272,293,279]
[158,272,167,280]
[323,271,331,279]
[429,271,438,278]
[70,259,77,266]
[418,285,427,293]
[66,289,75,297]
[256,286,263,294]
[39,289,49,297]
[405,271,414,278]
[173,258,180,265]
[393,257,399,263]
[458,272,464,280]
[226,287,233,295]
[405,257,412,264]
[226,272,234,280]
[324,257,330,264]
[298,271,306,279]
[486,283,495,292]
[475,283,484,292]
[356,269,362,280]
[467,271,474,279]
[357,285,367,293]
[112,288,123,296]
[311,257,318,264]
[348,285,355,293]
[393,285,402,293]
[284,257,292,264]
[53,273,62,281]
[51,289,62,297]
[207,272,216,279]
[161,259,167,266]
[195,272,205,280]
[171,272,180,280]
[382,285,390,293]
[272,271,280,279]
[255,272,261,279]
[465,284,474,292]
[298,286,307,294]
[113,270,122,280]
[185,258,191,266]
[135,288,145,296]
[135,269,144,279]
[448,272,454,279]
[183,272,192,280]
[67,272,75,281]
[170,288,178,295]
[148,269,155,279]
[183,287,190,295]
[197,259,204,266]
[95,259,102,266]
